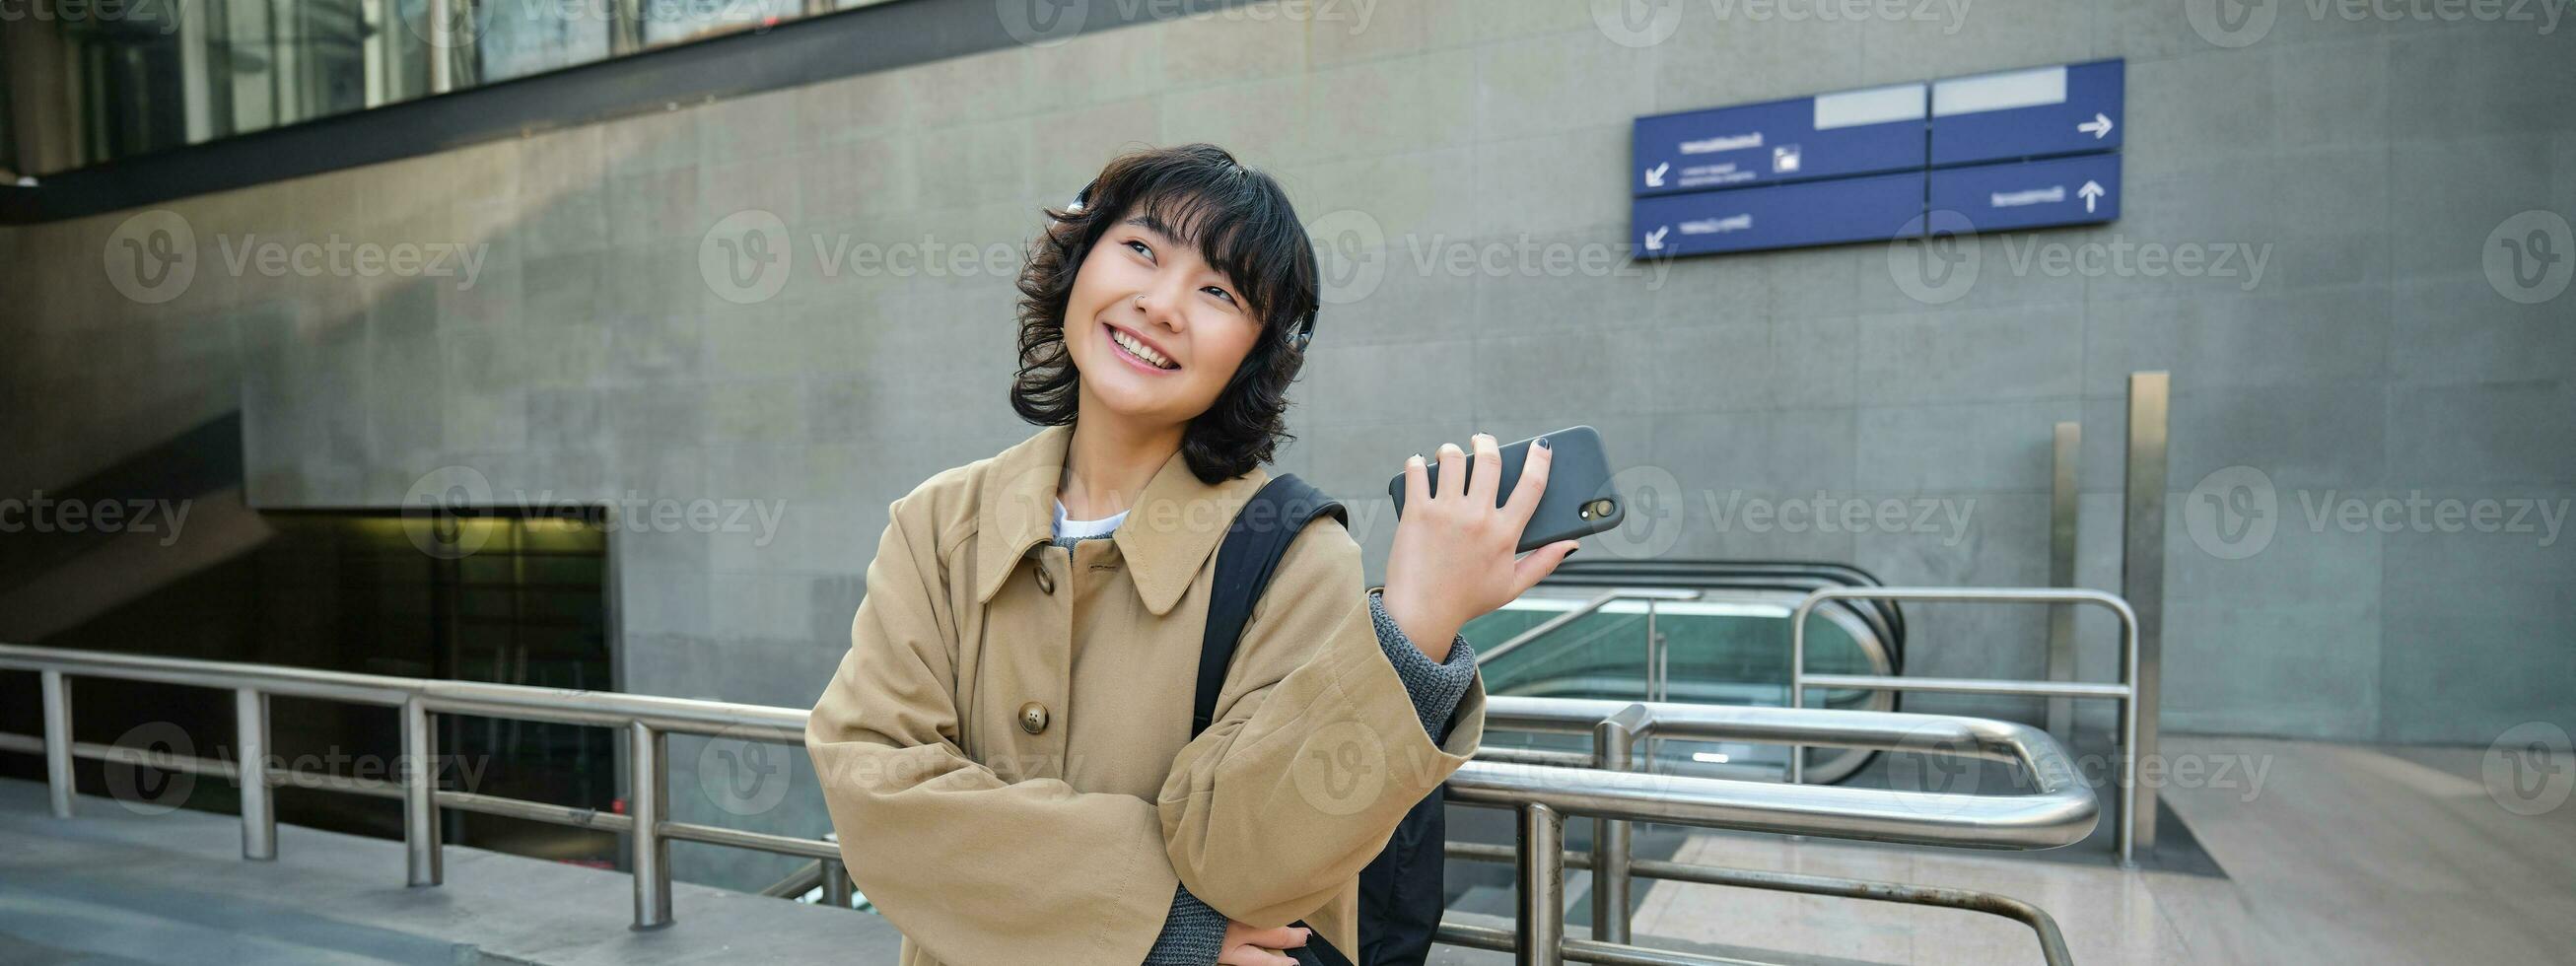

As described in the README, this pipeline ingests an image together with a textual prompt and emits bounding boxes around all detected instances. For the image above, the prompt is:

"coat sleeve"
[1156,519,1487,928]
[805,496,1180,965]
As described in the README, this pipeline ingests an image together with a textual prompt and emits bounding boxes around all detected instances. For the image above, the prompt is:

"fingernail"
[1536,435,1551,449]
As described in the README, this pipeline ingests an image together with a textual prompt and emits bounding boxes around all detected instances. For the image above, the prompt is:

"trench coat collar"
[972,424,1272,616]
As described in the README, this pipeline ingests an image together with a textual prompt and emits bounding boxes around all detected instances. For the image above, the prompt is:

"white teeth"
[1112,327,1174,369]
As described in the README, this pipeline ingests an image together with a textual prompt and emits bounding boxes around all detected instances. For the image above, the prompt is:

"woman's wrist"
[1372,585,1460,664]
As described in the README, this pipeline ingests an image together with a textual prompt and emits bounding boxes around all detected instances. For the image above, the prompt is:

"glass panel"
[1,0,899,175]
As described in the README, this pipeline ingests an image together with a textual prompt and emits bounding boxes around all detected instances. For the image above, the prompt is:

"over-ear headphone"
[1067,178,1317,353]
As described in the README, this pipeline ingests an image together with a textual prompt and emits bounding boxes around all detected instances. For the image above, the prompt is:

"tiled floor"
[1627,737,2576,965]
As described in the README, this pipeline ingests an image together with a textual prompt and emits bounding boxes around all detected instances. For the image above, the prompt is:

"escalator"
[1465,559,1906,786]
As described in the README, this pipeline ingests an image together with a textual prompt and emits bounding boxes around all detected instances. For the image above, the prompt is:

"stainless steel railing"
[1,643,2095,963]
[1786,586,2151,863]
[1458,695,2094,964]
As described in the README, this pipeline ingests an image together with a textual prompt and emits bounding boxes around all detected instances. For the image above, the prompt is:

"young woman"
[806,144,1578,966]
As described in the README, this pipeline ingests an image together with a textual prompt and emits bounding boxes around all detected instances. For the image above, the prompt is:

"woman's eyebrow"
[1118,214,1193,245]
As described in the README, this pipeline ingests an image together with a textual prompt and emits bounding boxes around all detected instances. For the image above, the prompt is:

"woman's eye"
[1204,287,1237,306]
[1124,240,1152,258]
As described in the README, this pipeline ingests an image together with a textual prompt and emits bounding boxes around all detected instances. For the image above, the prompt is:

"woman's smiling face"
[1063,209,1267,429]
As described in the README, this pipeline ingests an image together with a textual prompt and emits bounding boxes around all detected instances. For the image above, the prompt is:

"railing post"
[236,688,275,861]
[821,859,854,909]
[40,669,74,818]
[2048,421,2080,741]
[1516,802,1565,966]
[2121,372,2168,859]
[1590,707,1647,944]
[630,721,672,929]
[402,697,442,886]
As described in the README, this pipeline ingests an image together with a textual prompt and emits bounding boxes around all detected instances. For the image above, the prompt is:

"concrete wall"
[3,0,2570,888]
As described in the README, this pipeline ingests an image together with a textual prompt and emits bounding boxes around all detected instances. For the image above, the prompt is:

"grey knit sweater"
[1043,532,1477,965]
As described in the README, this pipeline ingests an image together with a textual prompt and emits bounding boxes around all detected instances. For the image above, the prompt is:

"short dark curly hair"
[1012,143,1320,485]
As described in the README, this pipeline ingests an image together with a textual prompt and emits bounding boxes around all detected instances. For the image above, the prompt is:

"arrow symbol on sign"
[1644,162,1669,187]
[1644,226,1669,251]
[2078,112,2113,139]
[2078,180,2105,213]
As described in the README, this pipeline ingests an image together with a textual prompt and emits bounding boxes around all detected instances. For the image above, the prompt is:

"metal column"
[40,670,72,818]
[1589,708,1646,944]
[402,697,442,886]
[2047,421,2081,739]
[237,688,275,861]
[2122,372,2168,856]
[630,722,672,929]
[1516,803,1566,966]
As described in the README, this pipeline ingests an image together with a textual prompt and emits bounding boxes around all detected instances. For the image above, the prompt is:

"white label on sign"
[1933,65,2069,116]
[1774,145,1802,172]
[1680,214,1755,235]
[1990,185,2066,208]
[1813,83,1926,129]
[1680,133,1764,154]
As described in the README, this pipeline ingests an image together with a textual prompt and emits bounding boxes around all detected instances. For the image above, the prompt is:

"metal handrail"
[1786,586,2149,863]
[2,643,2095,964]
[1479,587,1703,663]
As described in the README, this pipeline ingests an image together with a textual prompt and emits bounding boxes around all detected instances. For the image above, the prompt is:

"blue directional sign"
[1928,59,2123,167]
[1928,154,2121,233]
[1634,172,1923,258]
[1633,83,1925,196]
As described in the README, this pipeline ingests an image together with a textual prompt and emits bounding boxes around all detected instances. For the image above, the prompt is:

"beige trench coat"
[806,424,1486,965]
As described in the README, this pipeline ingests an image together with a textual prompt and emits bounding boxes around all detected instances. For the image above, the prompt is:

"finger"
[1502,433,1554,525]
[1434,442,1467,501]
[1466,433,1502,508]
[1402,452,1428,513]
[1509,539,1581,595]
[1218,947,1291,966]
[1240,926,1306,949]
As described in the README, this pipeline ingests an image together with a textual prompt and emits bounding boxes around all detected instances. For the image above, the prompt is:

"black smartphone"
[1385,425,1626,554]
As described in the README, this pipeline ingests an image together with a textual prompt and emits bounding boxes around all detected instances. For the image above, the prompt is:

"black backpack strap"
[1191,473,1346,738]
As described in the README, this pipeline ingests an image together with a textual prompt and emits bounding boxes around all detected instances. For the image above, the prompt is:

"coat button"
[1017,701,1050,734]
[1033,566,1055,594]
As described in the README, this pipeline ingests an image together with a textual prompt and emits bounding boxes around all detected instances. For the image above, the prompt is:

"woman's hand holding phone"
[1218,922,1309,966]
[1379,433,1582,660]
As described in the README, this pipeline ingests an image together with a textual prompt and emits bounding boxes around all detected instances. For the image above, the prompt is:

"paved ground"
[9,735,2570,965]
[0,779,903,965]
[1627,736,2576,965]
